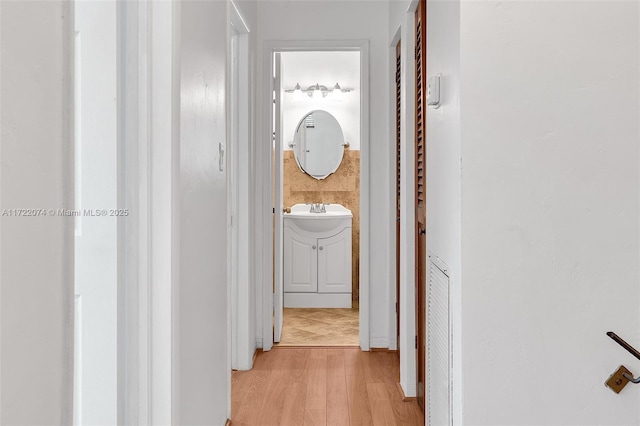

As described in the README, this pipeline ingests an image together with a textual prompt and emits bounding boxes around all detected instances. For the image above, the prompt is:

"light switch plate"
[219,142,225,171]
[427,75,441,108]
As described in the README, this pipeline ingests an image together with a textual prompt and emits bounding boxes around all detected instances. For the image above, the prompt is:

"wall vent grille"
[427,254,451,426]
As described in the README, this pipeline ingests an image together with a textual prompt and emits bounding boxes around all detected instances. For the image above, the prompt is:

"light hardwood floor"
[231,348,424,426]
[277,308,359,346]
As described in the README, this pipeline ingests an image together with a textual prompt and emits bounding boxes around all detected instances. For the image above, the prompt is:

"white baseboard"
[284,293,351,308]
[400,379,417,397]
[255,338,263,349]
[370,337,390,348]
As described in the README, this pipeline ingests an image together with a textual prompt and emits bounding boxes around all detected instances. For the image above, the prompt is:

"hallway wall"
[0,1,74,424]
[175,0,231,423]
[255,0,393,348]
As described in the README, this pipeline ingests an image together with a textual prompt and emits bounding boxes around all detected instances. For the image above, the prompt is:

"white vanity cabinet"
[283,205,352,308]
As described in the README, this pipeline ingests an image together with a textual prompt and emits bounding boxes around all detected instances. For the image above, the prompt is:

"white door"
[273,53,284,342]
[283,227,318,293]
[74,1,118,424]
[317,229,352,294]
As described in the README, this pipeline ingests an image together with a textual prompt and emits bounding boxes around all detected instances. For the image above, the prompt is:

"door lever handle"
[623,372,640,384]
[605,332,640,393]
[607,331,640,361]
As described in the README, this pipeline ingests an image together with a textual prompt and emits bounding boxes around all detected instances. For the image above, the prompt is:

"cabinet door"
[283,227,318,293]
[317,228,352,294]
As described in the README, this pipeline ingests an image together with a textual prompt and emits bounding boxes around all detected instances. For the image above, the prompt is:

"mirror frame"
[291,109,345,180]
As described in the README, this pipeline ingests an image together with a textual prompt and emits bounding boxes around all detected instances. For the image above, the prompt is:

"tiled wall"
[283,150,360,305]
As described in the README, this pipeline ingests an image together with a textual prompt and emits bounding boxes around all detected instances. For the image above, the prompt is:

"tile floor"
[276,307,359,346]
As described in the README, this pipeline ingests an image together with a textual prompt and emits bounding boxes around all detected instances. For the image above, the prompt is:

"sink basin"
[284,203,352,233]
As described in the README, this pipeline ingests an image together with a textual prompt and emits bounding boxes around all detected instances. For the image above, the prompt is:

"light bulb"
[312,84,322,100]
[332,83,343,101]
[293,83,303,100]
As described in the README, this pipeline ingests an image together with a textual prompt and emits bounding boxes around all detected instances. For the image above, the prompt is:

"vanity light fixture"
[285,82,352,99]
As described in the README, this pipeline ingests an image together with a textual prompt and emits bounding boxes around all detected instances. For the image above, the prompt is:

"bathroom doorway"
[264,42,370,350]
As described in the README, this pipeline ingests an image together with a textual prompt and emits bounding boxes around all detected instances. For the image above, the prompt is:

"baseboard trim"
[397,383,416,402]
[370,347,399,353]
[272,345,360,349]
[369,337,390,348]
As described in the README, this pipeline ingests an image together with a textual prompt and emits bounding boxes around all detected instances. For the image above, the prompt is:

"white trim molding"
[259,40,371,351]
[118,1,176,423]
[398,9,418,397]
[229,0,254,373]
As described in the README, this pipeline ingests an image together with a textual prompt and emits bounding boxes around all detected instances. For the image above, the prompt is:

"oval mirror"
[292,110,345,180]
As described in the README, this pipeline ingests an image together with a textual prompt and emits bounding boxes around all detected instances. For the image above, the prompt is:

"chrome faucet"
[309,203,327,213]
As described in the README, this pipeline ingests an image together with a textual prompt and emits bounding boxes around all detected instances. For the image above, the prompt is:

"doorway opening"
[263,41,371,351]
[277,51,361,347]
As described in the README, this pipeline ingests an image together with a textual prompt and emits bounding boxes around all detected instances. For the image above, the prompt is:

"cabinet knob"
[312,245,316,250]
[319,246,324,250]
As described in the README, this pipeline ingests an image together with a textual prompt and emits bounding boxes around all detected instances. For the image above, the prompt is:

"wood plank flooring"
[277,308,359,346]
[231,348,424,426]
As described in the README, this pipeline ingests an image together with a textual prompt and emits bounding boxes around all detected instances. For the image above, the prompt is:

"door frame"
[229,0,253,371]
[117,1,178,423]
[414,0,427,411]
[260,40,371,351]
[394,0,420,398]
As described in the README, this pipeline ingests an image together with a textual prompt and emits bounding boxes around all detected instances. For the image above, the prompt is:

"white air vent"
[427,252,451,426]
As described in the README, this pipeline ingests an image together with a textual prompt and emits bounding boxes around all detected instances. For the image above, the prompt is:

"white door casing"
[74,1,118,424]
[229,0,253,371]
[262,40,370,351]
[273,53,284,343]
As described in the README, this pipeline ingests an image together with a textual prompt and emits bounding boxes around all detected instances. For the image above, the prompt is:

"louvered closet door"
[415,0,427,413]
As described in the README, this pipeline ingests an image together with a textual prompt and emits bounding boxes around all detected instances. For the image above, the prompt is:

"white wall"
[175,0,230,423]
[424,0,462,419]
[281,51,360,151]
[0,1,74,424]
[256,0,392,348]
[460,1,640,424]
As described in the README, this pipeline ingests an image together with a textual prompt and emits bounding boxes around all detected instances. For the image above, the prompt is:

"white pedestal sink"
[285,203,353,233]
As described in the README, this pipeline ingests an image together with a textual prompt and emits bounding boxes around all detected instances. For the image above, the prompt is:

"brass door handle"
[605,332,640,393]
[283,207,291,214]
